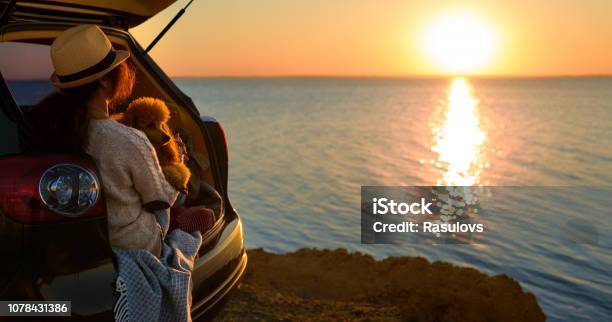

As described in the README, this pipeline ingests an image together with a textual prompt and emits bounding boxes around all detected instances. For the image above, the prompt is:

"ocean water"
[7,77,611,320]
[175,77,612,321]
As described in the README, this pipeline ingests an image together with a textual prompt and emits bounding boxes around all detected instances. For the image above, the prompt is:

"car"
[0,1,246,320]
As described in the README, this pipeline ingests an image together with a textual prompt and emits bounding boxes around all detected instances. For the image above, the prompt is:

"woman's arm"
[125,129,179,211]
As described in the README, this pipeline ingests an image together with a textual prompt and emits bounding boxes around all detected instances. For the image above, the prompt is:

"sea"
[177,77,611,322]
[9,77,612,321]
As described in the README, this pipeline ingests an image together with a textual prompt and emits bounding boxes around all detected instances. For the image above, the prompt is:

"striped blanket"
[112,229,202,322]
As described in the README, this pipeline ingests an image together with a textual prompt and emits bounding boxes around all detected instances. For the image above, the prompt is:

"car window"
[0,42,55,106]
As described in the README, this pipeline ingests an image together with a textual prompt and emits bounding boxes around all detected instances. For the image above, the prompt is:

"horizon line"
[170,74,612,80]
[6,74,612,81]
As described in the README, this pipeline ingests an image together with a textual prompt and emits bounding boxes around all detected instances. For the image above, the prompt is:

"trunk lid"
[1,0,176,29]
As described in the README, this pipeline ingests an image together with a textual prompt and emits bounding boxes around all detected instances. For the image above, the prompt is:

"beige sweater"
[86,118,178,257]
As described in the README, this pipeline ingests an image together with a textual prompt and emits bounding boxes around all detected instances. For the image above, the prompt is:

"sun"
[422,12,497,74]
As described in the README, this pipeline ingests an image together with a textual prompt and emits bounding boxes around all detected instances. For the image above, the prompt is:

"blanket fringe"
[113,276,130,322]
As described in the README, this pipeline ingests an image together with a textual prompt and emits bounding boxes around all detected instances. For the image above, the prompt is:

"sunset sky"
[130,0,612,77]
[0,0,611,79]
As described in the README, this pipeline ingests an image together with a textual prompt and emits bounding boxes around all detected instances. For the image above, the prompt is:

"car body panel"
[0,56,25,154]
[0,210,21,293]
[0,212,116,319]
[1,0,176,28]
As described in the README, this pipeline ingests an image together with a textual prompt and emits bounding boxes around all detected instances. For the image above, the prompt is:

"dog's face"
[119,97,173,145]
[138,119,173,146]
[117,97,182,164]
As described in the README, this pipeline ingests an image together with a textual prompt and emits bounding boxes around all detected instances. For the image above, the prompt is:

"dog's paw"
[162,163,191,193]
[110,112,124,122]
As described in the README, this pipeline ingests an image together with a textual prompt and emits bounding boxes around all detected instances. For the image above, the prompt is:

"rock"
[214,248,545,322]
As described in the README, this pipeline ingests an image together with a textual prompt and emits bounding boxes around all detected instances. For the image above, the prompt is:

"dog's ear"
[161,122,174,136]
[160,123,181,163]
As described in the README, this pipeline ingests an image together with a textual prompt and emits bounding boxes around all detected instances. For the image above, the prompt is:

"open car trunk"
[1,0,176,29]
[0,23,232,232]
[1,22,245,317]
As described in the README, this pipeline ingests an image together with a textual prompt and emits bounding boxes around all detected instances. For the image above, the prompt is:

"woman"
[35,24,177,258]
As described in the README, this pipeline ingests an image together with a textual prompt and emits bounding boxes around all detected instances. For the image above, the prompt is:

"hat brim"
[50,50,130,89]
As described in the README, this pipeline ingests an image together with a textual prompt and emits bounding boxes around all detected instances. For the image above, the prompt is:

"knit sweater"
[86,118,178,257]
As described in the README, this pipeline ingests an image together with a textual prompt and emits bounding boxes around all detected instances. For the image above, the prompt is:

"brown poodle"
[114,97,191,193]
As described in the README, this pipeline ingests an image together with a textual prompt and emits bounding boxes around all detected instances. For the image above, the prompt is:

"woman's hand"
[174,132,189,163]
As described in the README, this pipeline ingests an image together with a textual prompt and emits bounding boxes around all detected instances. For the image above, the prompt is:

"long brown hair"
[30,61,135,153]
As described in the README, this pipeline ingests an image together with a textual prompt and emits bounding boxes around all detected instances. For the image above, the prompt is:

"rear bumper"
[0,214,246,320]
[191,217,247,318]
[192,252,247,320]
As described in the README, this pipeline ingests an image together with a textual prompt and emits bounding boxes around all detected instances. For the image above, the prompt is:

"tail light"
[0,155,105,224]
[216,119,228,156]
[38,164,100,216]
[201,115,228,158]
[200,115,229,196]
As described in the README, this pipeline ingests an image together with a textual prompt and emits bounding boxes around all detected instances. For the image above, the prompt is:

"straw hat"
[50,25,130,89]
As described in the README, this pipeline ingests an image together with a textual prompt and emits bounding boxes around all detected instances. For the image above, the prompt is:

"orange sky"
[0,0,610,79]
[130,0,612,77]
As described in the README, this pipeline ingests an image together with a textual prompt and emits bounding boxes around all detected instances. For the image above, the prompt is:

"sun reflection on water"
[432,78,487,186]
